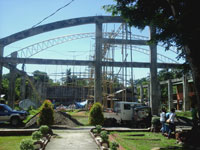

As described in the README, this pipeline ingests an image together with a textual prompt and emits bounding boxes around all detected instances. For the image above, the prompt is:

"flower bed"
[90,125,120,150]
[20,125,52,150]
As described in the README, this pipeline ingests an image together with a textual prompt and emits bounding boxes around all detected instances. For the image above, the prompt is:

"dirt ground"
[25,110,82,128]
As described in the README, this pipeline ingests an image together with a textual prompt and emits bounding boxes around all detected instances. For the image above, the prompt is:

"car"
[0,104,28,126]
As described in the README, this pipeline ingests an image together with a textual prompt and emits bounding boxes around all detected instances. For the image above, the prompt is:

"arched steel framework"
[5,32,178,64]
[0,16,123,47]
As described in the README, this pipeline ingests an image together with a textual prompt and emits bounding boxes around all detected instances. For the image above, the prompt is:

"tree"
[33,70,49,83]
[2,73,22,101]
[134,76,150,85]
[104,0,200,111]
[89,102,104,126]
[60,69,77,85]
[38,100,54,126]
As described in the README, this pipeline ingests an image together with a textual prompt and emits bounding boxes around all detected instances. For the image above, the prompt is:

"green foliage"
[110,141,119,150]
[100,131,109,142]
[23,108,40,124]
[2,73,21,101]
[176,111,192,119]
[151,116,160,126]
[92,129,98,133]
[38,100,54,126]
[89,102,104,126]
[39,125,49,136]
[95,125,102,134]
[32,131,42,141]
[33,70,49,82]
[20,139,34,150]
[110,132,183,150]
[1,71,52,103]
[134,77,149,85]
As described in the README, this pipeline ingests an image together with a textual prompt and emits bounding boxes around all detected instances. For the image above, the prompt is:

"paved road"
[45,128,99,150]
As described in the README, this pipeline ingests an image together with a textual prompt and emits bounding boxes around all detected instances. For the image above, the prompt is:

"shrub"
[151,116,160,127]
[38,100,54,126]
[20,139,34,150]
[89,102,104,125]
[92,129,98,133]
[39,125,49,136]
[32,131,42,141]
[95,125,102,134]
[110,141,119,150]
[100,131,109,142]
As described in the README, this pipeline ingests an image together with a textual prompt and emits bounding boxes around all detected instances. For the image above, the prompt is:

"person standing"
[168,108,176,139]
[160,108,166,135]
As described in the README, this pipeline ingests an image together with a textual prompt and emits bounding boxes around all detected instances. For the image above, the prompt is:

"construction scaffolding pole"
[129,27,134,101]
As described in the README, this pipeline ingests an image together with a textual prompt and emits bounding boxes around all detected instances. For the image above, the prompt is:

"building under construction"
[0,16,182,114]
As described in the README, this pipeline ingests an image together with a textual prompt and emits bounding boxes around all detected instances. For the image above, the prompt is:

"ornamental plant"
[32,131,42,141]
[95,125,102,134]
[110,141,119,150]
[100,131,109,142]
[20,139,34,150]
[38,100,54,126]
[89,102,104,126]
[39,125,49,136]
[151,116,160,127]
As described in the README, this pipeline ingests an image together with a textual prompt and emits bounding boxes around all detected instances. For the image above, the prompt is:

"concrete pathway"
[45,128,99,150]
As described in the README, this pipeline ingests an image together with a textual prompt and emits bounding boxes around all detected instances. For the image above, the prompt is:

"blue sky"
[0,0,183,82]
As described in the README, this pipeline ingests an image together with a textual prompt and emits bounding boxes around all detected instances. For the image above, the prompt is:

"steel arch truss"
[6,32,179,64]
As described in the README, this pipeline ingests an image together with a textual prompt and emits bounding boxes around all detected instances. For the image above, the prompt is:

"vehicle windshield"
[4,105,13,111]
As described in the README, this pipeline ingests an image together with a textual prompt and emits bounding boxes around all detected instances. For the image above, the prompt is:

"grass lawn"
[23,108,40,124]
[66,109,89,126]
[72,116,89,126]
[0,136,31,150]
[110,132,183,150]
[176,111,192,119]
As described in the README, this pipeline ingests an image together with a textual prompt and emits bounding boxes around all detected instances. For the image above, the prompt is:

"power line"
[31,0,75,28]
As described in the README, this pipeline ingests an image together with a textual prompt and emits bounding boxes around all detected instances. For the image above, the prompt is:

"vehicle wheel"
[11,117,20,126]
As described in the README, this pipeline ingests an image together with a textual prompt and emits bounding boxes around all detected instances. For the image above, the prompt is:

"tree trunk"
[184,45,200,113]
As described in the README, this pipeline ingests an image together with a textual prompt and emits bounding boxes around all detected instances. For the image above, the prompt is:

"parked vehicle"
[104,101,151,127]
[0,104,28,126]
